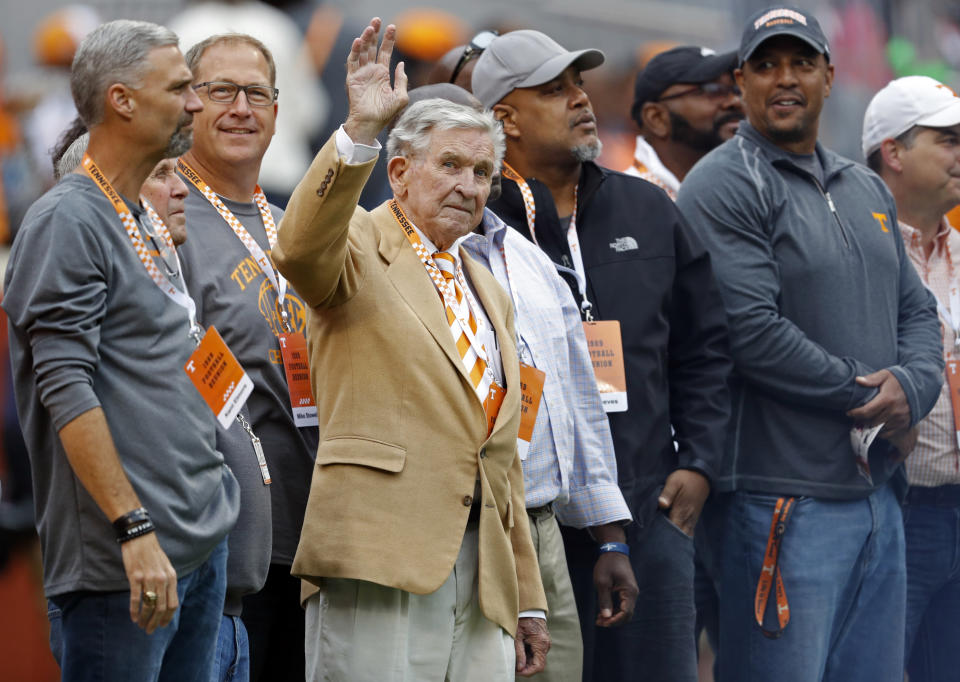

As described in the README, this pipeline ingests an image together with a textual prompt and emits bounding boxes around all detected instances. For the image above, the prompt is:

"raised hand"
[344,18,409,145]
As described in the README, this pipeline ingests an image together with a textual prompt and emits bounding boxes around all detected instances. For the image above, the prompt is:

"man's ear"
[734,68,745,96]
[823,62,835,98]
[493,103,520,140]
[106,83,135,121]
[880,138,904,174]
[387,156,411,198]
[641,102,670,140]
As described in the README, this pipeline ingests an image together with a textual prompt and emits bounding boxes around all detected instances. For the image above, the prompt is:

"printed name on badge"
[184,326,254,428]
[279,332,318,427]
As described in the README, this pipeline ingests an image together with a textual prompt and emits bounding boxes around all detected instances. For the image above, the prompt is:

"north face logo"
[609,237,639,252]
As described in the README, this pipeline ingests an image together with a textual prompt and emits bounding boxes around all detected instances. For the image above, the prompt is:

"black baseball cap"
[738,6,829,65]
[631,46,737,125]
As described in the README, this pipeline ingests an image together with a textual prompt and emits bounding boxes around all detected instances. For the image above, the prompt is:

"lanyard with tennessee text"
[81,154,202,342]
[390,200,494,372]
[177,158,292,333]
[390,199,503,433]
[754,496,795,639]
[500,162,594,320]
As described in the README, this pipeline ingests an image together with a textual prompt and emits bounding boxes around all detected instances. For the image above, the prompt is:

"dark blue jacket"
[489,162,732,528]
[678,121,943,499]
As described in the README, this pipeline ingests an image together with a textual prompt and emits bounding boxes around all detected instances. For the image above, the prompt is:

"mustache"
[714,111,744,130]
[570,112,596,128]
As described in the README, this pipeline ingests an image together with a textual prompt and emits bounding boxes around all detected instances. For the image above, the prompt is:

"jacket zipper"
[813,179,849,248]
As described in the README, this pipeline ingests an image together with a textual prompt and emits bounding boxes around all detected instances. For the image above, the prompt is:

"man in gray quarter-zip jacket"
[677,6,943,682]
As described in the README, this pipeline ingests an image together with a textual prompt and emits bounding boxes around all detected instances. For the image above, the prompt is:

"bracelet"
[112,507,156,544]
[598,542,630,557]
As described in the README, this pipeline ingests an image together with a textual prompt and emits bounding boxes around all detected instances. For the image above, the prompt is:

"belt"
[526,503,554,519]
[906,484,960,508]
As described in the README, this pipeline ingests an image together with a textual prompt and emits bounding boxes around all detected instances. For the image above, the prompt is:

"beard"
[163,117,194,158]
[668,110,744,153]
[571,137,603,162]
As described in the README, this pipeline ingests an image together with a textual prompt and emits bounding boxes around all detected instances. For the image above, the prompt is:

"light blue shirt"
[462,209,630,528]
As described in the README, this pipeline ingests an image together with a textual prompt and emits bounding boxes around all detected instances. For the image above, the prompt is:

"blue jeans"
[717,485,905,682]
[48,539,227,682]
[563,509,697,682]
[213,614,250,682]
[902,494,960,682]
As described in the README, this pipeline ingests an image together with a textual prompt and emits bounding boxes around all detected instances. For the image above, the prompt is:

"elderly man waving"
[272,18,549,681]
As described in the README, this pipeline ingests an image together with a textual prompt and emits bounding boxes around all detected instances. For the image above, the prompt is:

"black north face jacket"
[488,161,732,529]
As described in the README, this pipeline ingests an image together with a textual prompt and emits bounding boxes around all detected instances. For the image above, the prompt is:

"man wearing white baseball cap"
[864,75,960,682]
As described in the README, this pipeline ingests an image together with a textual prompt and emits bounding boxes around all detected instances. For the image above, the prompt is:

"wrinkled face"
[659,72,744,150]
[133,45,202,158]
[390,127,495,249]
[499,66,601,163]
[898,125,960,215]
[141,159,188,245]
[735,35,833,153]
[188,41,277,171]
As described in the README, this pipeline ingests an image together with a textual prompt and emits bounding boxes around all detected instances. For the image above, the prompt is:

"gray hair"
[386,99,505,171]
[185,33,277,87]
[55,132,90,181]
[71,20,180,126]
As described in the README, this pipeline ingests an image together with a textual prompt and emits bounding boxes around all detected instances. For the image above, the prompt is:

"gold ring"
[144,590,158,604]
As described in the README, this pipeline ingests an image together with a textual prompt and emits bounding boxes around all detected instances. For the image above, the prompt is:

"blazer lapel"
[372,204,477,391]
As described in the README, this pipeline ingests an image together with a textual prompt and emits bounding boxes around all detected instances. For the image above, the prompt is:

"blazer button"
[462,495,473,506]
[316,188,324,197]
[479,448,486,459]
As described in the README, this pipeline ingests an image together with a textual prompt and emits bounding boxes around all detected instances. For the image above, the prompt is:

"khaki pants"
[525,506,584,682]
[304,523,515,681]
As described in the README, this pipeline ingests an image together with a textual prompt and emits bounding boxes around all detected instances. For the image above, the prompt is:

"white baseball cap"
[862,75,960,158]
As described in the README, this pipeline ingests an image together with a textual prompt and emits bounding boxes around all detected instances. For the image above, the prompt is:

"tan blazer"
[272,134,547,636]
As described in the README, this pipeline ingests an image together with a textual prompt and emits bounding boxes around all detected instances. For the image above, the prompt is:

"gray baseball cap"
[472,30,605,108]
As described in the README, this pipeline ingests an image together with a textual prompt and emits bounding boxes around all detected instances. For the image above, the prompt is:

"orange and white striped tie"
[433,251,490,393]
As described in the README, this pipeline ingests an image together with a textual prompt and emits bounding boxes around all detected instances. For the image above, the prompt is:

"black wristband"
[113,507,155,544]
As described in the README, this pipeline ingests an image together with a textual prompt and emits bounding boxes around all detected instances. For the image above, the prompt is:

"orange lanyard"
[388,199,491,368]
[80,154,200,342]
[177,158,292,333]
[755,496,795,638]
[500,162,593,318]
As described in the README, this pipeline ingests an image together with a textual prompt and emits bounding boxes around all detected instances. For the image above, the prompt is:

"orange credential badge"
[279,333,318,427]
[583,320,627,412]
[517,362,546,460]
[947,361,960,453]
[184,326,254,428]
[484,382,506,437]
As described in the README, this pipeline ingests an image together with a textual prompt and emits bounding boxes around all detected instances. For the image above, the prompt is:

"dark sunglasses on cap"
[449,30,499,85]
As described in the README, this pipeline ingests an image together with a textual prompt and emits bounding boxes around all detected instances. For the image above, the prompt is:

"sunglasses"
[656,82,741,102]
[449,30,499,84]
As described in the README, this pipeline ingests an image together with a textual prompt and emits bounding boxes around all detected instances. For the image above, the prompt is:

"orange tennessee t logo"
[872,212,890,233]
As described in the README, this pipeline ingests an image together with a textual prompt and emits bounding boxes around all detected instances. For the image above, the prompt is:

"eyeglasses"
[193,81,279,107]
[656,82,741,102]
[449,30,499,85]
